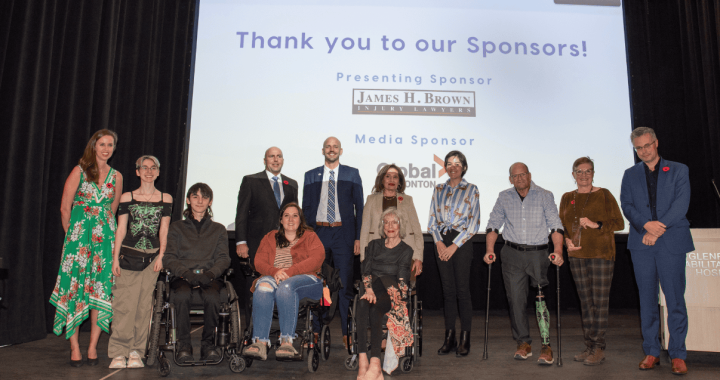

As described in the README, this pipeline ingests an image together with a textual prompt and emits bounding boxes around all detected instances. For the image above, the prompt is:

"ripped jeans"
[251,274,323,344]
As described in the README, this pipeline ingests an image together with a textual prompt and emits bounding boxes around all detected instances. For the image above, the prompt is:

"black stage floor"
[1,310,718,379]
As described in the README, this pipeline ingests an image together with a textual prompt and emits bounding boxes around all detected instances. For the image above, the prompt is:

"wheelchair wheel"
[400,356,413,372]
[346,294,359,355]
[146,280,165,366]
[229,354,247,373]
[344,355,359,370]
[158,355,170,377]
[320,324,331,361]
[308,349,319,373]
[227,281,242,345]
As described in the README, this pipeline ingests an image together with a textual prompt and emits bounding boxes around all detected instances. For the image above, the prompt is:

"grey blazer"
[359,192,424,262]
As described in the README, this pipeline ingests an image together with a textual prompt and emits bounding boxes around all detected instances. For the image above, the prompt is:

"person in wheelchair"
[242,202,324,361]
[356,207,413,380]
[162,183,230,363]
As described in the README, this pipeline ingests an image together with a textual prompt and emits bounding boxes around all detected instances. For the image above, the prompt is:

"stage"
[1,309,717,379]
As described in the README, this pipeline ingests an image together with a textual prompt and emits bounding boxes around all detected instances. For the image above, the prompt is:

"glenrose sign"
[353,89,476,117]
[377,155,448,189]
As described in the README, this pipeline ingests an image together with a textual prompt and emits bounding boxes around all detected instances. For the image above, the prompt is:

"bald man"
[302,137,364,347]
[234,147,299,325]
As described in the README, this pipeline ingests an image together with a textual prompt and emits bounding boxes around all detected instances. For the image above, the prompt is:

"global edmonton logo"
[377,155,448,189]
[353,89,476,117]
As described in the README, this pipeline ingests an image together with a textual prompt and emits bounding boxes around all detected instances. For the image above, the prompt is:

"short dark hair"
[183,183,214,219]
[276,202,313,248]
[372,164,406,194]
[444,150,468,177]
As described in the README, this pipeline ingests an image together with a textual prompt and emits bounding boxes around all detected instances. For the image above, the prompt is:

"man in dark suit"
[620,127,694,375]
[234,147,298,325]
[302,136,364,347]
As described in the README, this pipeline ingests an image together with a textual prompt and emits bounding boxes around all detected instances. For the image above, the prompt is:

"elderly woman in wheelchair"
[242,202,325,360]
[356,207,413,380]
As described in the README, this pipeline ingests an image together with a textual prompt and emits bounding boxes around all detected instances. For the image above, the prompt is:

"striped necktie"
[327,170,336,223]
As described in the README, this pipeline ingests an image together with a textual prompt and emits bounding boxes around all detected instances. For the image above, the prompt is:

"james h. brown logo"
[353,89,476,117]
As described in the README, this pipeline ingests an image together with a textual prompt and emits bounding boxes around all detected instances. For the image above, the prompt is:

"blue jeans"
[252,274,322,343]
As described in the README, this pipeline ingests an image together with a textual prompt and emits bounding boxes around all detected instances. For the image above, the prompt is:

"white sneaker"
[127,350,145,368]
[109,356,126,369]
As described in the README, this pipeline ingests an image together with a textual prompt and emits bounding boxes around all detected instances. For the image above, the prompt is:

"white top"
[266,170,285,203]
[315,164,342,223]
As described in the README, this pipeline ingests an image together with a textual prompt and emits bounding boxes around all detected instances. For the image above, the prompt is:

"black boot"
[456,331,471,357]
[438,329,456,355]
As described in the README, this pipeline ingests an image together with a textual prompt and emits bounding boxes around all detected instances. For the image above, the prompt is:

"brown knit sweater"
[558,188,624,260]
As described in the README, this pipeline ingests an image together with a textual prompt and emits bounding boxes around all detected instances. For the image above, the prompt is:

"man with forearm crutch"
[483,162,564,365]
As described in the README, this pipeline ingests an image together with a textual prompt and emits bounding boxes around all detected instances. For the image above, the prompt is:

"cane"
[483,255,493,360]
[550,254,563,367]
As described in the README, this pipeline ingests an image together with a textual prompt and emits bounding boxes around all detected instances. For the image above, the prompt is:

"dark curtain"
[0,0,197,345]
[625,0,720,227]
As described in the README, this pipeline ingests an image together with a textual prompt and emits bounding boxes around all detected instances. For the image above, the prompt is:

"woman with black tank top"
[108,155,173,369]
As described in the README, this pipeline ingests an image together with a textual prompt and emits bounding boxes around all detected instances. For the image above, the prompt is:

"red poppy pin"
[571,200,575,205]
[398,196,403,201]
[106,183,113,188]
[662,167,669,172]
[283,180,289,185]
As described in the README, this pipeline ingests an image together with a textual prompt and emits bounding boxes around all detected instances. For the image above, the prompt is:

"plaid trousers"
[569,257,614,349]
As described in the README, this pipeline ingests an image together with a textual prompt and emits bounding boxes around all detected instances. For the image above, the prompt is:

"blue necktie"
[327,170,336,223]
[272,176,281,208]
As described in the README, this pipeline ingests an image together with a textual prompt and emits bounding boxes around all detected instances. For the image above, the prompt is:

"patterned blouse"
[427,178,481,247]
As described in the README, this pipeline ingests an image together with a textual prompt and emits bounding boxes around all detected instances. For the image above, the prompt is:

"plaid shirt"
[428,178,481,248]
[485,181,563,245]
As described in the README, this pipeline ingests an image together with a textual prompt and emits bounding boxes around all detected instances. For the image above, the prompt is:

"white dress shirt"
[315,164,342,223]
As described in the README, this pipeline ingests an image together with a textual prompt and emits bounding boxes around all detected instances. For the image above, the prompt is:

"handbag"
[118,246,159,271]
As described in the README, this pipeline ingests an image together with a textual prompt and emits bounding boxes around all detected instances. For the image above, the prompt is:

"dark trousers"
[630,246,688,359]
[569,257,614,350]
[435,230,473,331]
[356,276,396,359]
[170,278,223,347]
[315,226,354,335]
[500,244,550,345]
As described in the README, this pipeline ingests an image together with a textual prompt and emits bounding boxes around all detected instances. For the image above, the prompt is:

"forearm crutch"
[550,254,563,367]
[482,255,493,360]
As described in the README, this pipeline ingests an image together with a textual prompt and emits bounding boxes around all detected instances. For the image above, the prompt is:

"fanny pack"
[119,246,159,271]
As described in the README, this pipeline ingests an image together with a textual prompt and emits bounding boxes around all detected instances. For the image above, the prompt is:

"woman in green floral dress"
[50,129,124,367]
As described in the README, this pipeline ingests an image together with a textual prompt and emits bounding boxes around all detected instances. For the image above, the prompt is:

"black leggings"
[355,276,397,359]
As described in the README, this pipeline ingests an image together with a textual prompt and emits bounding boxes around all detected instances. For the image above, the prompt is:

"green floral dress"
[50,166,118,338]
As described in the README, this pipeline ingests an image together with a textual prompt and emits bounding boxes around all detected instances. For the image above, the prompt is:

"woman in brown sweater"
[242,202,325,361]
[559,157,624,366]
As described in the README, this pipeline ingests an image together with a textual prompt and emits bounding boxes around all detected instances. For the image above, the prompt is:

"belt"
[505,241,548,252]
[316,221,342,227]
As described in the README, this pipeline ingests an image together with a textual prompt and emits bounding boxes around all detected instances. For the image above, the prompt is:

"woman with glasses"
[558,157,624,366]
[428,150,480,357]
[108,155,172,368]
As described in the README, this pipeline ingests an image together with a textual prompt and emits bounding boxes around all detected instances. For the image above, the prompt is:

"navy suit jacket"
[620,158,694,253]
[302,164,364,247]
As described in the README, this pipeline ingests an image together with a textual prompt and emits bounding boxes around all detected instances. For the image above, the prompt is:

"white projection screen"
[185,0,633,232]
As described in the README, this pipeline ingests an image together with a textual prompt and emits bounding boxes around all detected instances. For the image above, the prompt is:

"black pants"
[435,230,473,331]
[170,278,223,347]
[356,276,396,359]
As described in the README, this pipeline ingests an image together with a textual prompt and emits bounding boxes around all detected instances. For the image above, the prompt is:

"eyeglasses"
[634,140,656,152]
[383,220,399,225]
[574,169,594,176]
[139,166,159,172]
[511,172,528,179]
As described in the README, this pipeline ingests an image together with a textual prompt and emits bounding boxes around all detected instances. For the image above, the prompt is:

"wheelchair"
[233,261,338,373]
[344,281,423,373]
[145,268,244,376]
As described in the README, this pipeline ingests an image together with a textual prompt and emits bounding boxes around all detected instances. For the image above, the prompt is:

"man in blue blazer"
[620,127,693,375]
[302,136,364,347]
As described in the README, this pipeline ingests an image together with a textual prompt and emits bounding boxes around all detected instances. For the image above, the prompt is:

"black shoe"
[437,329,456,355]
[70,353,84,368]
[201,345,222,361]
[456,331,470,357]
[86,357,99,366]
[176,342,193,363]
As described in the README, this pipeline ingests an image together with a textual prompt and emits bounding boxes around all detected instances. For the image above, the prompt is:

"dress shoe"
[175,342,193,364]
[574,347,592,362]
[437,329,456,355]
[638,355,660,370]
[537,345,554,365]
[583,348,605,366]
[69,353,84,368]
[671,358,687,375]
[456,331,470,357]
[514,342,532,360]
[86,352,99,367]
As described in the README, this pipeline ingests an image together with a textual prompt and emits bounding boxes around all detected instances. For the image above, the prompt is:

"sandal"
[243,342,268,361]
[275,343,298,358]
